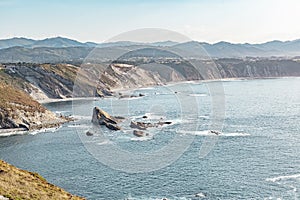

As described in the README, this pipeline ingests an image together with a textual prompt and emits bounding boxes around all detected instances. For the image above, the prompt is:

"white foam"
[195,192,206,198]
[189,93,207,97]
[223,132,250,137]
[178,130,212,136]
[130,136,153,141]
[119,96,144,100]
[68,124,91,128]
[138,87,155,90]
[29,127,59,135]
[0,131,27,137]
[71,115,91,120]
[266,174,300,182]
[198,115,210,119]
[177,130,250,137]
[97,140,113,145]
[54,111,69,114]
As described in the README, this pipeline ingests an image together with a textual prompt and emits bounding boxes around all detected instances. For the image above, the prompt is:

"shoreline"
[0,128,28,137]
[0,117,71,137]
[38,76,300,104]
[38,97,101,104]
[2,76,298,137]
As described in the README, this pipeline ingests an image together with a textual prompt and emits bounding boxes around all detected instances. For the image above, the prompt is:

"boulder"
[130,121,153,130]
[86,131,93,136]
[210,130,221,135]
[119,93,144,99]
[157,121,172,126]
[133,130,144,137]
[130,121,172,130]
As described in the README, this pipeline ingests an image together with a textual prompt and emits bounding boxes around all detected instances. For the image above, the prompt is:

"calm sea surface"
[0,78,299,200]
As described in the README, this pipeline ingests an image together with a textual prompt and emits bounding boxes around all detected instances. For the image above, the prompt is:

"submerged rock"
[130,121,172,130]
[133,130,144,137]
[86,131,93,136]
[210,130,221,135]
[130,121,152,130]
[119,93,145,99]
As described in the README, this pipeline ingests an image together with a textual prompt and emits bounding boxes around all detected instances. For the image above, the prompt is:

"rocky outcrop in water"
[130,121,172,130]
[91,107,171,136]
[91,107,123,130]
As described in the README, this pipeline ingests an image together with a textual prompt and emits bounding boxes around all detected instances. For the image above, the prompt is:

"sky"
[1,0,300,44]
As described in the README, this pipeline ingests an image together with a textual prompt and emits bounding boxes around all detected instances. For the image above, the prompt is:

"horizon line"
[0,35,300,45]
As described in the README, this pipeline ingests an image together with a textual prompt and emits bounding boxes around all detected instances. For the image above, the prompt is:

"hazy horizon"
[1,0,300,44]
[1,35,300,45]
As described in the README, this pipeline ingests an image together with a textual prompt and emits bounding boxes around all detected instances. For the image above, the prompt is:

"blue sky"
[1,0,300,43]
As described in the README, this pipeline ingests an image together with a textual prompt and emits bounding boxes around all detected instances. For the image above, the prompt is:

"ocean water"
[0,78,300,200]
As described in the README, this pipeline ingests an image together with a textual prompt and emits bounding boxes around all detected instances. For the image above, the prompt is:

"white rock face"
[0,195,9,200]
[28,83,50,102]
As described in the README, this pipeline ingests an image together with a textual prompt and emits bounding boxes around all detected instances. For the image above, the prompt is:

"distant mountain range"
[1,36,300,63]
[0,37,179,49]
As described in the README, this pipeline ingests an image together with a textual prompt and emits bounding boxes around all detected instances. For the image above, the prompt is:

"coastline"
[0,128,28,137]
[0,117,70,137]
[38,76,300,104]
[1,76,298,137]
[38,97,102,104]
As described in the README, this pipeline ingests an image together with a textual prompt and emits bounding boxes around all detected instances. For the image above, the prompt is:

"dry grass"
[0,160,85,200]
[40,64,78,82]
[0,81,45,113]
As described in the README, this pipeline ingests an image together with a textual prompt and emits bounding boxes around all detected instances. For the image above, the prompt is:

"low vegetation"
[0,81,45,114]
[0,160,84,200]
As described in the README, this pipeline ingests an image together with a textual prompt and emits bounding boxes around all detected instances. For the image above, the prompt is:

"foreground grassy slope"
[0,160,84,200]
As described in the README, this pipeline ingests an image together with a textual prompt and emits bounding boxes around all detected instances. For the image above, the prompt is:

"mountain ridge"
[1,36,300,61]
[2,36,300,49]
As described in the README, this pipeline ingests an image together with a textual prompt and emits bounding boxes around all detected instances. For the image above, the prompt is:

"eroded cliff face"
[1,58,300,102]
[99,64,165,89]
[0,82,66,130]
[215,59,300,79]
[0,58,299,130]
[4,63,77,100]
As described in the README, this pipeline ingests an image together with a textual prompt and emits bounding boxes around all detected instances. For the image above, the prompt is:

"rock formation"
[130,121,172,130]
[91,107,123,130]
[210,130,221,135]
[91,107,171,137]
[0,82,68,131]
[133,130,145,137]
